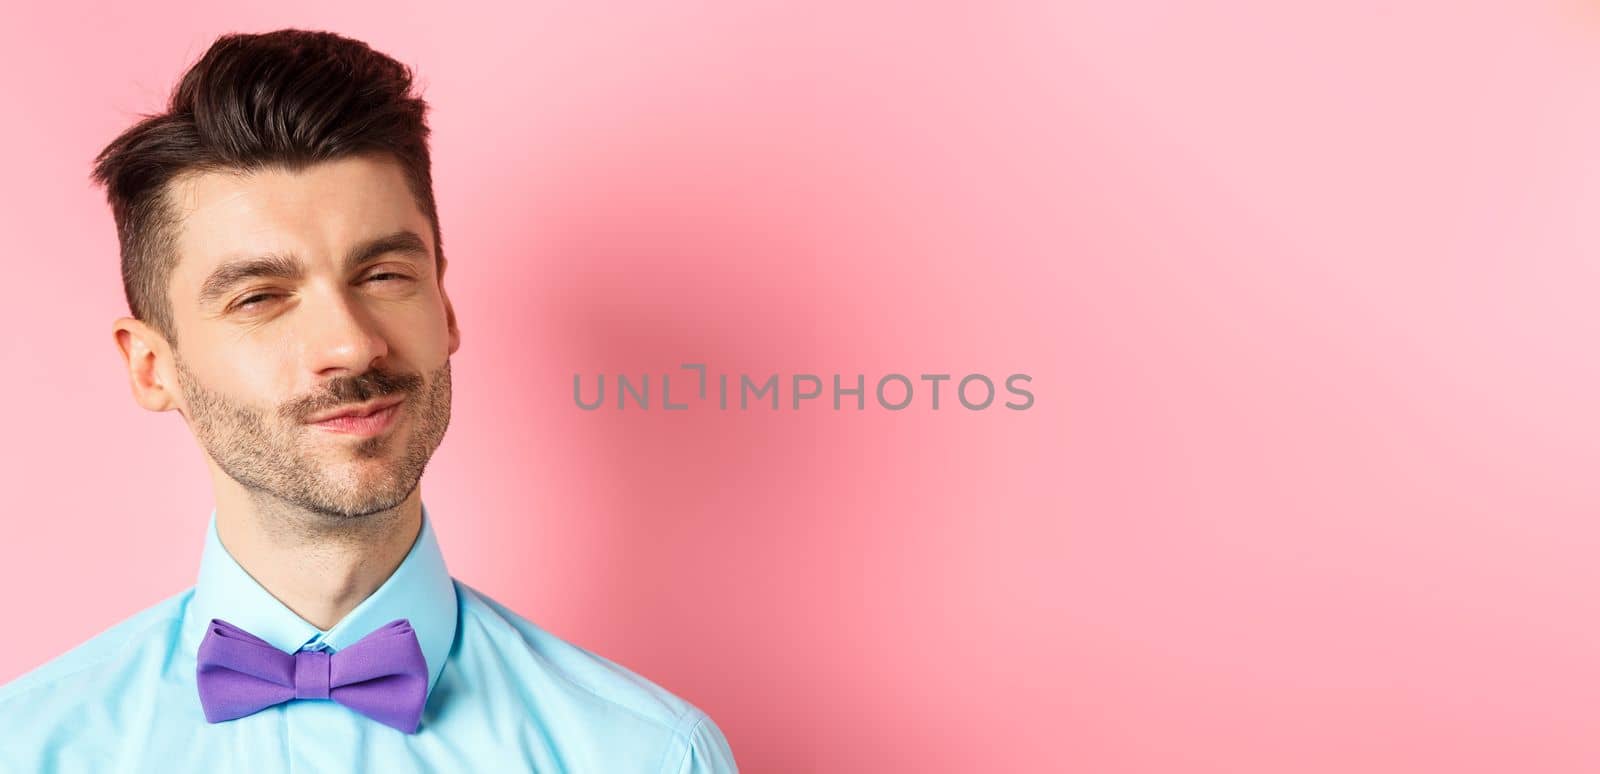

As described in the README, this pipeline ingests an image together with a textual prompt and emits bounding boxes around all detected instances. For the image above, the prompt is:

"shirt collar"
[182,502,458,698]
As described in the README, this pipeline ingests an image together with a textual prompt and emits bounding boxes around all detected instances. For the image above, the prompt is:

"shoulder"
[0,588,191,765]
[454,579,699,729]
[0,588,190,704]
[451,579,738,773]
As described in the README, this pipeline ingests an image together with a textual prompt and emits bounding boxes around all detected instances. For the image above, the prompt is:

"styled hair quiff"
[91,28,443,345]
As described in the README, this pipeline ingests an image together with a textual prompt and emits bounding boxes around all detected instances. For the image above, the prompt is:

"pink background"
[4,2,1600,772]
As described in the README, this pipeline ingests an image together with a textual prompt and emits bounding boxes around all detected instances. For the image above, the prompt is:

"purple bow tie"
[196,617,429,734]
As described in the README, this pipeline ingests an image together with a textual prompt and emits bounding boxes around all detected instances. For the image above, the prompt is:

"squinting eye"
[366,272,409,283]
[234,294,277,310]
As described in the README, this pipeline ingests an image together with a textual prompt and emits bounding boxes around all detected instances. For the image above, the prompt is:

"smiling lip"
[307,397,405,436]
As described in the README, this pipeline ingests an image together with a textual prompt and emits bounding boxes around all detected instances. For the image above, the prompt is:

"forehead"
[165,154,429,283]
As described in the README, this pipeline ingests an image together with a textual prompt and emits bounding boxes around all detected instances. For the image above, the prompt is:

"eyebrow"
[197,230,431,307]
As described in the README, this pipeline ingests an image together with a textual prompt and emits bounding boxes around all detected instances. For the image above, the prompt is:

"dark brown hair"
[91,28,442,345]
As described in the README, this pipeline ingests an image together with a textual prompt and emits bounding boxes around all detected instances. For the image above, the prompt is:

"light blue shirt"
[0,504,737,773]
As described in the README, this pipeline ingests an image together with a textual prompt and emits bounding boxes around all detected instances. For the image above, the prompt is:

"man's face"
[161,153,458,519]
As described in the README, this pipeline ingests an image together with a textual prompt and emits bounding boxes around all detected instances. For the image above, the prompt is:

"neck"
[211,485,424,631]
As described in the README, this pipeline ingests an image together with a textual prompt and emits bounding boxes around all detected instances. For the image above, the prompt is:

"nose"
[300,285,389,378]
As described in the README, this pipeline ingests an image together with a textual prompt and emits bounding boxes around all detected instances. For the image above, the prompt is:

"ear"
[112,316,180,413]
[438,256,461,356]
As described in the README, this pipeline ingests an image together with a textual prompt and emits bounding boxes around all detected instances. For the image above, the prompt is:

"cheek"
[192,342,297,412]
[382,300,452,360]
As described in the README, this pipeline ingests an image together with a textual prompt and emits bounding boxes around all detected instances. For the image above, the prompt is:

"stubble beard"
[172,352,452,521]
